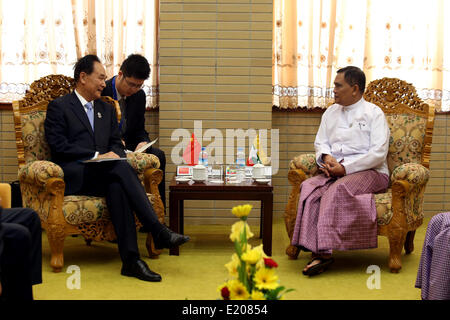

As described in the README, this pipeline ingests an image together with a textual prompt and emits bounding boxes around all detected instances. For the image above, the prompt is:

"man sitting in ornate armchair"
[13,55,190,282]
[284,67,435,275]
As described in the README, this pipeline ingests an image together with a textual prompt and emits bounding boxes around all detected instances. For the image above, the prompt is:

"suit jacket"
[44,91,126,195]
[102,78,150,151]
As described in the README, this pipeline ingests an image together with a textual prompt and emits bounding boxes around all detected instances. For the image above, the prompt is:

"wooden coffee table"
[169,176,274,256]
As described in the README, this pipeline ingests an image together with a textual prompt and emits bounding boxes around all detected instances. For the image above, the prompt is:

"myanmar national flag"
[247,135,261,166]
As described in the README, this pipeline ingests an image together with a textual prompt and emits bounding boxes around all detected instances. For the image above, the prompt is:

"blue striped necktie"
[85,102,94,130]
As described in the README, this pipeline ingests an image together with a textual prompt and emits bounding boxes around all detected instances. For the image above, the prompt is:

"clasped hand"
[97,151,120,159]
[320,154,346,177]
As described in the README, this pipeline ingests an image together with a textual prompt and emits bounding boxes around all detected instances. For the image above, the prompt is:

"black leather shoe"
[154,227,190,250]
[121,259,162,282]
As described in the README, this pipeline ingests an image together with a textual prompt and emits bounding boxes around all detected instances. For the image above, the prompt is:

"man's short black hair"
[337,66,366,94]
[120,54,151,80]
[73,54,101,83]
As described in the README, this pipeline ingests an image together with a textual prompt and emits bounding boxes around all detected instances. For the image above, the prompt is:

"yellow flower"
[250,290,266,300]
[225,253,240,277]
[230,221,254,242]
[241,247,262,265]
[254,268,279,290]
[231,204,253,218]
[229,280,250,300]
[252,244,268,269]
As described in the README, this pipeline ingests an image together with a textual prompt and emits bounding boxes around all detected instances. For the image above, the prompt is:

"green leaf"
[234,240,242,256]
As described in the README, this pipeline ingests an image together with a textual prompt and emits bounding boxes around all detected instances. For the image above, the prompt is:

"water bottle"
[236,147,246,182]
[199,147,208,166]
[236,147,246,167]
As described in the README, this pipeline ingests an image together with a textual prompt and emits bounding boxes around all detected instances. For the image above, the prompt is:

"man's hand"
[327,162,346,177]
[97,151,120,159]
[320,154,346,177]
[134,141,148,152]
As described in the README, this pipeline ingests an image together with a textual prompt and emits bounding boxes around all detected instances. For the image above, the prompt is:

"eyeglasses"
[124,77,144,89]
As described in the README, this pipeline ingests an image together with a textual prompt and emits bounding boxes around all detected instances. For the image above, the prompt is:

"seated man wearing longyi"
[291,66,390,276]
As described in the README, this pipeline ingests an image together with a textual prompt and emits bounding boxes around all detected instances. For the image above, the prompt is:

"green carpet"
[34,217,428,300]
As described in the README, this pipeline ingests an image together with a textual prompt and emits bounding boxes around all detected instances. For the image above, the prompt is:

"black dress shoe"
[154,227,190,250]
[121,259,162,282]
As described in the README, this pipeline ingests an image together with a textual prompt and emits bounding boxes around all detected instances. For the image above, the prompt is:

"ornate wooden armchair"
[284,78,435,273]
[12,75,165,272]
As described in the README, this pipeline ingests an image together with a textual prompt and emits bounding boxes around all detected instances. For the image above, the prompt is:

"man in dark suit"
[0,205,42,301]
[44,54,189,282]
[101,54,167,210]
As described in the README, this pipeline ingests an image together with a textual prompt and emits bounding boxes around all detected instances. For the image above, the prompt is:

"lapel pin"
[97,112,102,118]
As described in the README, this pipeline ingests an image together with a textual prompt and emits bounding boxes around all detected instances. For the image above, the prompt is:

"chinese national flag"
[183,133,201,165]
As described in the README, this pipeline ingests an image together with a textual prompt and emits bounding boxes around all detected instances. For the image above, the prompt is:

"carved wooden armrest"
[284,154,318,255]
[126,152,161,174]
[18,160,64,187]
[289,153,319,178]
[17,161,65,224]
[288,169,307,188]
[0,182,12,208]
[390,163,430,230]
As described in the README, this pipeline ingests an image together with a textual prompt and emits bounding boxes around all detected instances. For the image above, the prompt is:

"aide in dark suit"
[44,55,189,282]
[101,54,167,209]
[0,206,42,301]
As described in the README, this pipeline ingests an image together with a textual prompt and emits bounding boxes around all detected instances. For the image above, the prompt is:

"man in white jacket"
[291,66,390,276]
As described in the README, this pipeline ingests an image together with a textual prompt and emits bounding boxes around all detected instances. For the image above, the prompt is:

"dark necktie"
[119,98,127,134]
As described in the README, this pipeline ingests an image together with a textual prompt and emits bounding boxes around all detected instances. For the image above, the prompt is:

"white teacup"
[192,164,207,181]
[252,163,265,179]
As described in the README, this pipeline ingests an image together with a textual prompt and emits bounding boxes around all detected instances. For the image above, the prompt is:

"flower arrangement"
[218,204,293,300]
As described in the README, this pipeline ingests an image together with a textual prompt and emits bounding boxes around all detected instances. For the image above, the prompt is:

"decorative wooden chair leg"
[388,232,406,273]
[286,244,301,260]
[47,225,65,273]
[404,230,416,254]
[145,233,162,259]
[85,239,93,246]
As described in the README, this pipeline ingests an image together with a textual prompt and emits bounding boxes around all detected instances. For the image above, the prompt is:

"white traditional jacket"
[315,97,390,176]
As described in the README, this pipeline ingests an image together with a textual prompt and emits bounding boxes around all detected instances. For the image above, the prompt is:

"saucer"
[175,177,191,183]
[193,178,207,183]
[255,178,271,184]
[209,179,224,184]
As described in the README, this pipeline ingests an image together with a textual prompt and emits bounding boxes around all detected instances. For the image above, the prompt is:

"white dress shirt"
[315,97,390,176]
[74,89,94,116]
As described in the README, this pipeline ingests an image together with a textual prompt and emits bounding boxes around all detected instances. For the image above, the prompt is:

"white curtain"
[273,0,450,111]
[0,0,159,108]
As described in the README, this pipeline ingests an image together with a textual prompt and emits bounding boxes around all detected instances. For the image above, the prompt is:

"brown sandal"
[302,257,334,276]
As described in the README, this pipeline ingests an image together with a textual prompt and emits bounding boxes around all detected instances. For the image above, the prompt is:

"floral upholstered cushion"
[21,110,51,163]
[289,153,319,178]
[63,195,107,225]
[18,160,64,186]
[386,114,427,173]
[391,163,429,185]
[374,191,393,225]
[126,152,161,184]
[62,193,158,225]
